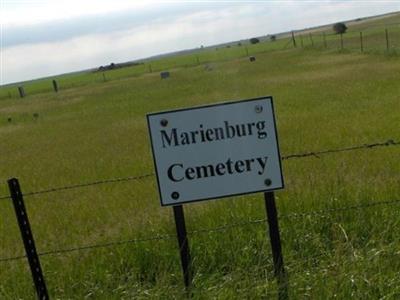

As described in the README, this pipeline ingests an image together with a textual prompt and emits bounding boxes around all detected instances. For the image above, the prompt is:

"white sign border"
[147,96,285,207]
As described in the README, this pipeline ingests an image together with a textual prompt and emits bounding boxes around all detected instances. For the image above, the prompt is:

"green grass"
[0,17,400,299]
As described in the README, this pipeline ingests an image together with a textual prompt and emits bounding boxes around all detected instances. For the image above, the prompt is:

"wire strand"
[1,197,399,263]
[0,139,397,200]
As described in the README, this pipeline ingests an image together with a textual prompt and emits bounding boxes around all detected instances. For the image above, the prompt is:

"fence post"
[323,32,327,49]
[245,46,249,56]
[102,73,106,82]
[7,178,49,300]
[291,31,296,48]
[385,29,389,51]
[340,33,344,50]
[264,192,288,300]
[309,33,314,47]
[18,86,25,98]
[52,80,58,93]
[173,205,192,290]
[360,32,364,52]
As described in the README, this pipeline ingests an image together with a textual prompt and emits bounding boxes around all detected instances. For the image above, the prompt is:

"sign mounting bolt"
[255,105,263,113]
[171,192,180,200]
[264,178,272,186]
[160,119,168,127]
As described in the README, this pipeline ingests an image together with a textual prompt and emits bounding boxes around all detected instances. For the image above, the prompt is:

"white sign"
[147,97,284,206]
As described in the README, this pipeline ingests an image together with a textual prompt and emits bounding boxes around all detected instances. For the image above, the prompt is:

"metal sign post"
[265,191,288,299]
[8,178,49,300]
[172,205,192,289]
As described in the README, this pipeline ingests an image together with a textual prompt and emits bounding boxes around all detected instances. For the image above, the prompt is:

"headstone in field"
[160,71,170,79]
[204,64,213,71]
[18,86,25,98]
[147,96,284,206]
[249,56,256,62]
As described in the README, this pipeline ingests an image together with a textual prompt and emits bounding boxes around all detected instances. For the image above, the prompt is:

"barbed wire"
[0,220,267,263]
[0,173,154,201]
[0,139,397,201]
[1,196,399,263]
[0,233,176,263]
[281,139,398,160]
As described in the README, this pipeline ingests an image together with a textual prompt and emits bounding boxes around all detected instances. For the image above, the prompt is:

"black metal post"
[309,33,314,47]
[360,32,364,53]
[323,32,327,49]
[8,178,49,300]
[291,31,296,48]
[264,192,288,300]
[245,46,249,56]
[52,80,58,93]
[173,205,192,290]
[300,35,304,48]
[385,29,389,51]
[340,33,344,50]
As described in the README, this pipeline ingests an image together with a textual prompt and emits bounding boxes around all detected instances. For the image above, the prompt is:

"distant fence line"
[0,139,398,201]
[293,25,400,53]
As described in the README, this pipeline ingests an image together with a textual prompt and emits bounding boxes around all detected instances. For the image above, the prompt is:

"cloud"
[2,3,201,48]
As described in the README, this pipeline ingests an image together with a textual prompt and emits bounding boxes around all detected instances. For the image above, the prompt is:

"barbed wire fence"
[0,139,397,201]
[0,139,398,263]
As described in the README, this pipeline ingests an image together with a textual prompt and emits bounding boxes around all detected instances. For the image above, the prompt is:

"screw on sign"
[147,96,287,297]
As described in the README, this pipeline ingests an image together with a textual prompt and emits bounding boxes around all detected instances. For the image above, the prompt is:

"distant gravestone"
[160,71,170,79]
[249,56,256,62]
[204,64,213,71]
[18,86,25,98]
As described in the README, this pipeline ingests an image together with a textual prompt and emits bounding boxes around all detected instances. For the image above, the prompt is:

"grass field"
[1,14,400,299]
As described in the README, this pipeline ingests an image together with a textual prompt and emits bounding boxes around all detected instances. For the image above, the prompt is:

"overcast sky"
[1,0,399,85]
